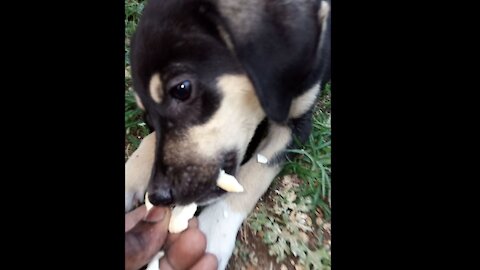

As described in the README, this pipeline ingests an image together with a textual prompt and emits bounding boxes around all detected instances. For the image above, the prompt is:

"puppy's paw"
[125,133,156,212]
[125,189,144,213]
[198,200,246,270]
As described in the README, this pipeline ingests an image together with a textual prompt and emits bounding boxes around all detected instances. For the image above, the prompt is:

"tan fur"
[125,132,156,198]
[255,123,292,161]
[289,83,320,118]
[227,123,292,213]
[149,73,163,103]
[162,74,265,167]
[125,75,267,211]
[162,133,202,166]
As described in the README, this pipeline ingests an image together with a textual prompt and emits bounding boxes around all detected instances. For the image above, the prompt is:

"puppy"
[125,0,331,269]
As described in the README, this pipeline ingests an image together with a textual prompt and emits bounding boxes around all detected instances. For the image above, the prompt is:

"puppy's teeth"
[216,169,244,192]
[257,154,268,164]
[169,203,198,233]
[144,192,153,211]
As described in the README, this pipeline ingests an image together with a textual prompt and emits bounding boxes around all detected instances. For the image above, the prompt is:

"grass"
[246,174,331,269]
[125,91,149,159]
[242,86,331,270]
[124,0,331,266]
[281,84,331,220]
[125,0,145,67]
[125,0,147,160]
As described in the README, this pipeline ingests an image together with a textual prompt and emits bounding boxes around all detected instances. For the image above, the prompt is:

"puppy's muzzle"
[147,163,222,206]
[148,180,174,206]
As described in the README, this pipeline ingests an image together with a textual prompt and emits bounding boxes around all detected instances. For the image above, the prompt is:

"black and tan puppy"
[125,0,331,268]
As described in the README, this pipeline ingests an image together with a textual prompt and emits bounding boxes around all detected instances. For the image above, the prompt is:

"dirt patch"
[227,222,299,270]
[226,175,331,270]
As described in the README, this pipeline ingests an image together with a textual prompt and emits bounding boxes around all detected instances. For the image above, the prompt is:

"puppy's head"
[130,0,330,206]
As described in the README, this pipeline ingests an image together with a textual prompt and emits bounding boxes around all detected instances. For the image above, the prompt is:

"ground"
[125,1,331,269]
[226,175,331,270]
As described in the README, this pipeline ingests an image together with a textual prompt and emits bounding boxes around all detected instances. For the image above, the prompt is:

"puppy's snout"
[150,163,221,205]
[148,187,174,206]
[148,172,175,206]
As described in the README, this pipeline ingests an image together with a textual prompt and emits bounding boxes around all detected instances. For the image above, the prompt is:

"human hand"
[125,205,218,270]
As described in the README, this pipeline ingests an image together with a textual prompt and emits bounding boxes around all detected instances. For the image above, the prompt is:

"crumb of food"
[256,153,268,164]
[216,169,244,192]
[144,192,153,211]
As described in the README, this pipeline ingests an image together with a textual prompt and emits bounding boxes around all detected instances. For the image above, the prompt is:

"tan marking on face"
[162,132,211,168]
[149,73,163,103]
[189,75,265,161]
[289,83,320,118]
[162,133,194,166]
[134,92,145,110]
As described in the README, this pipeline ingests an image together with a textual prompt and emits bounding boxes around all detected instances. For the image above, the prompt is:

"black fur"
[241,117,269,165]
[130,0,330,206]
[131,0,246,205]
[202,0,329,123]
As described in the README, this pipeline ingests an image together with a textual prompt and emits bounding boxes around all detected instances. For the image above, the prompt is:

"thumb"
[125,206,171,270]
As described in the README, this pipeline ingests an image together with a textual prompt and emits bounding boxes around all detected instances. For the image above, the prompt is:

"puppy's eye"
[170,80,192,101]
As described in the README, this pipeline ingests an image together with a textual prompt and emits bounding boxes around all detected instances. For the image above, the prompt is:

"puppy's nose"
[148,188,174,206]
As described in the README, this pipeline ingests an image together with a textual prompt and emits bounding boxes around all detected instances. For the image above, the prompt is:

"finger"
[188,217,199,228]
[125,205,147,232]
[125,207,171,270]
[190,253,218,270]
[159,253,217,270]
[164,228,207,270]
[159,257,174,270]
[165,217,199,249]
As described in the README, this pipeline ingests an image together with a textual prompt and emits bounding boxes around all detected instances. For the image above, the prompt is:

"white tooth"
[257,153,268,164]
[216,169,244,192]
[169,203,198,233]
[144,192,153,211]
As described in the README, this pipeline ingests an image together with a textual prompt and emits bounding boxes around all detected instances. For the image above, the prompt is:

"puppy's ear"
[205,0,331,123]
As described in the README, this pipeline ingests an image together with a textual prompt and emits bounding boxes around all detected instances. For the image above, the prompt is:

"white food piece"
[256,153,268,164]
[144,192,153,211]
[145,251,164,270]
[169,203,198,233]
[216,169,244,192]
[145,192,197,233]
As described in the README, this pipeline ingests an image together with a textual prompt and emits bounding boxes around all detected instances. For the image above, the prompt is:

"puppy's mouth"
[220,150,238,177]
[195,151,239,205]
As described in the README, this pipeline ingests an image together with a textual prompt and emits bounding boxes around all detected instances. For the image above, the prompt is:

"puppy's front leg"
[199,123,292,270]
[125,132,156,212]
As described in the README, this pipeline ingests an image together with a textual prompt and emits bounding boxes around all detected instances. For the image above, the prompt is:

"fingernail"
[144,207,167,222]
